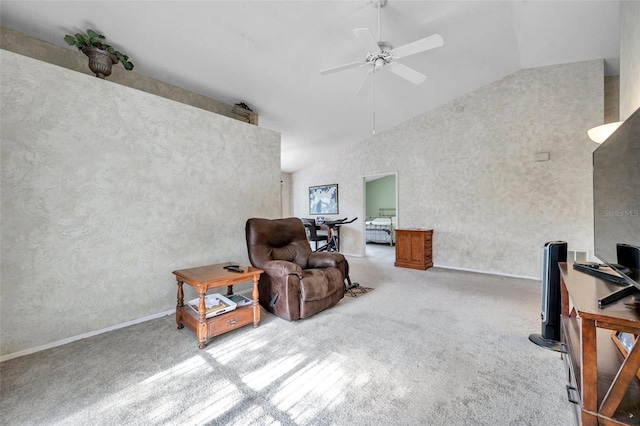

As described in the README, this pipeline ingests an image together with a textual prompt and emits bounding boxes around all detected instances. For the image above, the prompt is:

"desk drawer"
[207,306,253,336]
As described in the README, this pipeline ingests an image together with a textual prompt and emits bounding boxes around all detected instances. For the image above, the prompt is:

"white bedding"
[365,216,396,245]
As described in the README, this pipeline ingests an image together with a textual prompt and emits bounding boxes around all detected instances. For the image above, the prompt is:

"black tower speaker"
[529,241,568,352]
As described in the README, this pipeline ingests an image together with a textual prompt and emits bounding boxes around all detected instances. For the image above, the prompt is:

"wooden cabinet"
[559,263,640,425]
[394,229,433,270]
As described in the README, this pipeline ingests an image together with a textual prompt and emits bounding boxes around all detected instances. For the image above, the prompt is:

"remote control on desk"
[223,264,240,269]
[226,266,245,273]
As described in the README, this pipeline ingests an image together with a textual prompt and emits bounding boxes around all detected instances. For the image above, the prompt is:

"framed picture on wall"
[309,184,338,215]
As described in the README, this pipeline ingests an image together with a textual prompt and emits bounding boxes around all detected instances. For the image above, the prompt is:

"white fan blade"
[353,28,381,53]
[357,70,373,96]
[320,61,363,75]
[391,34,443,59]
[389,63,427,85]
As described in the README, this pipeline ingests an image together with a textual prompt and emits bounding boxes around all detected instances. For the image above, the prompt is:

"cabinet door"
[409,233,425,262]
[396,231,412,263]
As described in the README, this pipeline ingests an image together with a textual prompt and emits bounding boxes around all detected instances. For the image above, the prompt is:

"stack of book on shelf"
[186,294,236,318]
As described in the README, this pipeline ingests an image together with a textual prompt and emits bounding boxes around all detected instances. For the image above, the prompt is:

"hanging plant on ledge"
[64,29,134,78]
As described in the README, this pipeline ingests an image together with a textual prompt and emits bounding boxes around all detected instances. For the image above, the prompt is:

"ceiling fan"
[320,0,444,96]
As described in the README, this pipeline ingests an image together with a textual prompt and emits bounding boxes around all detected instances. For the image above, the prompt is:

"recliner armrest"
[308,252,345,269]
[261,260,303,278]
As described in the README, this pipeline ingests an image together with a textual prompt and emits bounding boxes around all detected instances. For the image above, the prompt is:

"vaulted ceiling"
[0,1,620,172]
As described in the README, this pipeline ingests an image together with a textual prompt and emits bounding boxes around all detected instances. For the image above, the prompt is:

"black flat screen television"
[592,106,640,306]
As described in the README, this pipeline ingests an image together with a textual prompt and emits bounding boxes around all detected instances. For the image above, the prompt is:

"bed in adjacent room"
[365,208,396,246]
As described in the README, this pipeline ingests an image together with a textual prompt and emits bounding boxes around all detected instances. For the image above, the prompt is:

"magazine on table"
[186,294,236,318]
[227,293,252,307]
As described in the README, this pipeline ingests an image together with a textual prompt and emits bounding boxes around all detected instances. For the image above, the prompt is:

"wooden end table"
[173,263,263,349]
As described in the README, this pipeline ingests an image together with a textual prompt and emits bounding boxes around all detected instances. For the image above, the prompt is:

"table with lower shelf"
[559,263,640,425]
[173,263,263,349]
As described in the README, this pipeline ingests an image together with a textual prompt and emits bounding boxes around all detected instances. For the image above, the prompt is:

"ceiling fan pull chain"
[377,0,382,42]
[372,71,376,135]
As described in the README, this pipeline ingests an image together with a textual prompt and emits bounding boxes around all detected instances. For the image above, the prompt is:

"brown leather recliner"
[245,217,346,321]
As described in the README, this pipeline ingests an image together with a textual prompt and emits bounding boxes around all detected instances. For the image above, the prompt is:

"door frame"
[362,171,398,257]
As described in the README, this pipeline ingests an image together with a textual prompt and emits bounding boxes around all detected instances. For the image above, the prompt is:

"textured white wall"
[293,60,602,279]
[280,172,293,217]
[0,51,281,356]
[620,0,640,119]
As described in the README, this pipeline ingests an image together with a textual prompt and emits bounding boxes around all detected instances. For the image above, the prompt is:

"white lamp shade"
[587,121,623,143]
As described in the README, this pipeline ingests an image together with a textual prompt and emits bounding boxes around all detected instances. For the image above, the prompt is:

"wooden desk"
[173,263,263,349]
[559,263,640,425]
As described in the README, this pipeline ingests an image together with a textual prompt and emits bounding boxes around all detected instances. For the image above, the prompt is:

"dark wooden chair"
[301,218,327,251]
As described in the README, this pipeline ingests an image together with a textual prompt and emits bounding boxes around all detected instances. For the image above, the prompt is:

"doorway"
[363,172,398,260]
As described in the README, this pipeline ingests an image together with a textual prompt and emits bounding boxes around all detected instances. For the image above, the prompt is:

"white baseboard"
[1,309,175,363]
[344,253,364,258]
[435,264,538,281]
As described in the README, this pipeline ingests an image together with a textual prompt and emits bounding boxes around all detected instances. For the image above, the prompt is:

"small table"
[173,263,263,349]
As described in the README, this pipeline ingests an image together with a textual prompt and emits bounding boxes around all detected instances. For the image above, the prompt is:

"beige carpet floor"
[0,244,574,425]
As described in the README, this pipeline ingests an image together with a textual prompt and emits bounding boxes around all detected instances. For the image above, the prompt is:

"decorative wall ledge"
[0,26,259,126]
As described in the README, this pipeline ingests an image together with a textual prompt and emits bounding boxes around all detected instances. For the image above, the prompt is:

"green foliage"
[64,29,134,71]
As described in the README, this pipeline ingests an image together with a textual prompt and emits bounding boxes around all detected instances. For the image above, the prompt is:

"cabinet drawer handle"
[226,317,239,326]
[566,384,580,405]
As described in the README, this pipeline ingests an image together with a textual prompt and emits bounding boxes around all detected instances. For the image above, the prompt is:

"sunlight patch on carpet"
[140,354,212,385]
[242,353,308,391]
[271,352,351,423]
[227,404,281,426]
[205,328,271,365]
[173,379,242,424]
